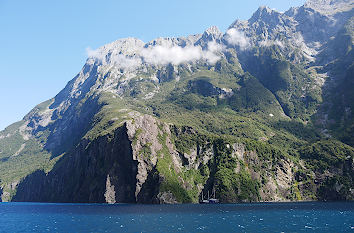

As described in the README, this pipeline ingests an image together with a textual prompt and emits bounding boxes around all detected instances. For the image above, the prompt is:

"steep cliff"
[12,114,354,203]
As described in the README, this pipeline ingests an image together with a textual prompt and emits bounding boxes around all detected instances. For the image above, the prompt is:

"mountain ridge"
[0,0,353,203]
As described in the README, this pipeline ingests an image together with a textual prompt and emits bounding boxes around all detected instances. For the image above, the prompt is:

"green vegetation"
[84,93,130,141]
[227,73,283,114]
[315,16,354,147]
[213,139,260,202]
[299,139,354,171]
[318,175,353,201]
[155,131,192,203]
[243,47,322,120]
[139,142,152,159]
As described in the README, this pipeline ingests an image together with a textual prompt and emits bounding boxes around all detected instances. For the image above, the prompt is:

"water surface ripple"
[0,202,353,232]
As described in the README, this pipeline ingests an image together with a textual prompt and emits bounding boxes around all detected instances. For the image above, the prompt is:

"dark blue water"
[0,202,353,232]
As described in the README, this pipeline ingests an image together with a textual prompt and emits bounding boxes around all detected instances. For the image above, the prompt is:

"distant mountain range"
[0,0,353,203]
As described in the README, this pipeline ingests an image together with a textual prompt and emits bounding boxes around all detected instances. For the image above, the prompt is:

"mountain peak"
[200,26,223,41]
[204,26,222,36]
[195,26,223,47]
[249,5,282,22]
[258,6,273,12]
[95,37,145,56]
[255,6,278,14]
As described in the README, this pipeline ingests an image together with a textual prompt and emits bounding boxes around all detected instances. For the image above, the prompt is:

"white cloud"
[259,39,284,48]
[86,47,105,61]
[111,54,142,71]
[86,47,141,71]
[204,41,225,64]
[207,40,224,53]
[87,40,224,69]
[225,28,250,50]
[141,45,203,65]
[141,43,222,66]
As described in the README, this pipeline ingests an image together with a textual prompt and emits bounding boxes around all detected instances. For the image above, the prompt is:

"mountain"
[0,0,353,203]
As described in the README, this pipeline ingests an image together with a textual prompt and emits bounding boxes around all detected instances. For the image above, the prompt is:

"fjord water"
[0,202,353,232]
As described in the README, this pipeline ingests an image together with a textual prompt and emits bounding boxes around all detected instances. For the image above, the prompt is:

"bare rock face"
[261,178,282,202]
[231,142,300,202]
[104,175,116,204]
[12,123,138,203]
[275,160,294,196]
[126,114,162,198]
[11,114,185,204]
[305,0,354,15]
[157,192,178,204]
[125,114,184,202]
[0,181,19,202]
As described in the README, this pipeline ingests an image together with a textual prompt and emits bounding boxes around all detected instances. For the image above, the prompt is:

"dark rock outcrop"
[13,124,138,203]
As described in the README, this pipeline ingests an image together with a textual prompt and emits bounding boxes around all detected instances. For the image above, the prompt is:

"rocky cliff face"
[13,121,136,203]
[12,114,353,203]
[13,115,192,203]
[1,0,353,203]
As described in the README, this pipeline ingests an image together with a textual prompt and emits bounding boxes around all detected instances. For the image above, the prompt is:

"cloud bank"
[86,41,224,70]
[111,54,142,70]
[141,44,219,65]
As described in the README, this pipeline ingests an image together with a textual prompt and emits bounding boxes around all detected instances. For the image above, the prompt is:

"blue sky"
[0,0,306,130]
